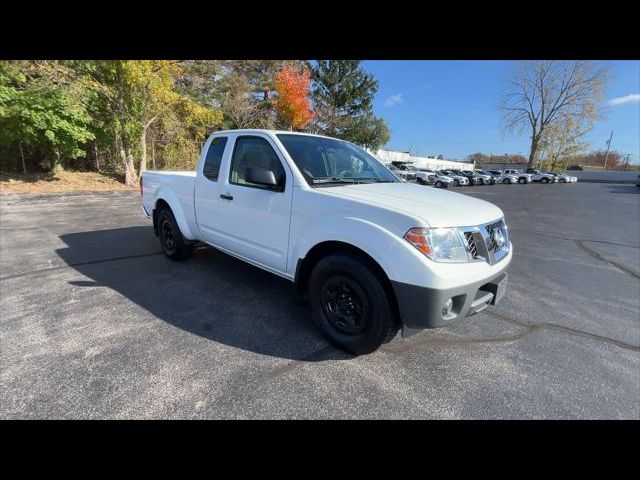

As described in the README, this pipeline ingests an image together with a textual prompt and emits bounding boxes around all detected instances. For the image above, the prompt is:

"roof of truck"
[212,129,338,140]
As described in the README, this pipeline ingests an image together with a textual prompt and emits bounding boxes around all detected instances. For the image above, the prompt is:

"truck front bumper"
[392,261,509,333]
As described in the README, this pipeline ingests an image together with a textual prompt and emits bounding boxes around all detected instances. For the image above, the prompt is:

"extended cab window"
[230,136,285,190]
[202,137,228,181]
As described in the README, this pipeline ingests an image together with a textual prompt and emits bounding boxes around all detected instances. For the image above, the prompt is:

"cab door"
[213,134,293,273]
[194,135,230,244]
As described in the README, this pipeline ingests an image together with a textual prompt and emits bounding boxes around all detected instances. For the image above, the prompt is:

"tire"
[518,177,526,184]
[453,179,460,187]
[560,178,566,183]
[541,177,549,184]
[308,254,398,355]
[435,180,443,188]
[417,177,425,185]
[505,178,512,184]
[158,208,193,261]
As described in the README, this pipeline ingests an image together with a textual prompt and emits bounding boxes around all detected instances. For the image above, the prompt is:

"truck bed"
[141,170,197,237]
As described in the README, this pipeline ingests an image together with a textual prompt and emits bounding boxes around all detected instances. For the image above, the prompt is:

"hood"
[322,182,504,227]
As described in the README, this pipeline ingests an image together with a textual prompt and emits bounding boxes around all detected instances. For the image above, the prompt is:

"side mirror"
[245,166,283,190]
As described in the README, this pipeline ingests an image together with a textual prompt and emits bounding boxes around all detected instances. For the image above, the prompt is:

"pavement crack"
[0,251,163,281]
[380,328,533,354]
[485,310,640,352]
[382,310,639,355]
[574,240,640,280]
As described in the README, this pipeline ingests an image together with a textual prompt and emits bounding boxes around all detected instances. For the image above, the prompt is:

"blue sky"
[362,60,640,163]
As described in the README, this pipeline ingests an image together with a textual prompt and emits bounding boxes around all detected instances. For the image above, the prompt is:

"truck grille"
[460,219,509,264]
[464,232,479,258]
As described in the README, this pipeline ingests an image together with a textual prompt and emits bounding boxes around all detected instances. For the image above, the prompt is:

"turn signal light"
[403,228,432,255]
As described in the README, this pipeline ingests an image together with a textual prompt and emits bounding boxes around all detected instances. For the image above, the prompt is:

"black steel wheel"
[158,208,193,261]
[320,276,368,335]
[309,254,398,354]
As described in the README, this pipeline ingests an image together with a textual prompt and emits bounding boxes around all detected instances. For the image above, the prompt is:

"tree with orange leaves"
[274,64,314,130]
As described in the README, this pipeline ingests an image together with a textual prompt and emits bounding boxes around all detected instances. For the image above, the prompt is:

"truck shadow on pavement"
[56,226,350,362]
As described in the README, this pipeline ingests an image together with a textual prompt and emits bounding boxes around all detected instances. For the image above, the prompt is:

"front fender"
[291,215,429,285]
[154,187,196,240]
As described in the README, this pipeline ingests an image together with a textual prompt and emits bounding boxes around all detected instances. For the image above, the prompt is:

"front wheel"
[158,208,193,261]
[541,177,549,184]
[308,254,398,355]
[453,179,460,186]
[417,177,425,185]
[505,178,512,184]
[435,180,443,188]
[518,177,526,184]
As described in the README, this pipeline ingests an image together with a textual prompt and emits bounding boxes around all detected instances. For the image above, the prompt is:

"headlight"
[404,227,470,262]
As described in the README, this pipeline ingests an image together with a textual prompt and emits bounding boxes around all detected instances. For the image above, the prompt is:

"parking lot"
[1,182,638,419]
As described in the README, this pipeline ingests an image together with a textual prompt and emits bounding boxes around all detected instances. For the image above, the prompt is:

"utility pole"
[623,153,630,171]
[603,130,613,171]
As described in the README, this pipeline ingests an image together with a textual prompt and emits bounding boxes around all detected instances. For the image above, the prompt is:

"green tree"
[310,60,389,148]
[0,60,94,173]
[78,60,222,186]
[342,114,390,150]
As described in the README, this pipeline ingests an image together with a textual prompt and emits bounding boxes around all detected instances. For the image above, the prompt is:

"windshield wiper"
[312,177,360,184]
[312,177,395,186]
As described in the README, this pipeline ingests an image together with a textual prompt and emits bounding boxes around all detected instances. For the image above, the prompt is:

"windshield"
[277,134,397,186]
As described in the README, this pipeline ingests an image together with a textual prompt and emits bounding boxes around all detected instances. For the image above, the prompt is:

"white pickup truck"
[141,129,512,354]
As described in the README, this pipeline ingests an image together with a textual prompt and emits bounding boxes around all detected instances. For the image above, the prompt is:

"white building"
[371,148,474,171]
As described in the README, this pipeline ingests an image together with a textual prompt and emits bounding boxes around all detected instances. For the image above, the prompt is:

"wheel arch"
[152,189,196,240]
[294,240,401,321]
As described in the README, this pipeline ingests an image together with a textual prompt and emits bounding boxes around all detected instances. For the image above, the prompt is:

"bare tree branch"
[500,60,609,168]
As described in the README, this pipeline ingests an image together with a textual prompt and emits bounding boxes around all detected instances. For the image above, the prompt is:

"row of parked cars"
[387,164,578,189]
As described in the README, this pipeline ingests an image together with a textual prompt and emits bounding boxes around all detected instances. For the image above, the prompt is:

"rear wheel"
[560,178,566,183]
[505,178,512,184]
[308,254,398,355]
[518,177,526,184]
[453,179,460,186]
[417,177,425,185]
[541,177,550,184]
[158,208,193,261]
[435,180,443,188]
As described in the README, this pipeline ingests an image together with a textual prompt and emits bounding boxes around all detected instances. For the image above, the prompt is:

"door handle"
[220,193,233,201]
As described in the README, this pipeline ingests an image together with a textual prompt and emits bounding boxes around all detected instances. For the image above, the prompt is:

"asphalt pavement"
[1,182,638,418]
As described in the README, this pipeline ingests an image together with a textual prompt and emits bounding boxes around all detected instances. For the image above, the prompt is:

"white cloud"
[385,94,403,107]
[608,94,640,106]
